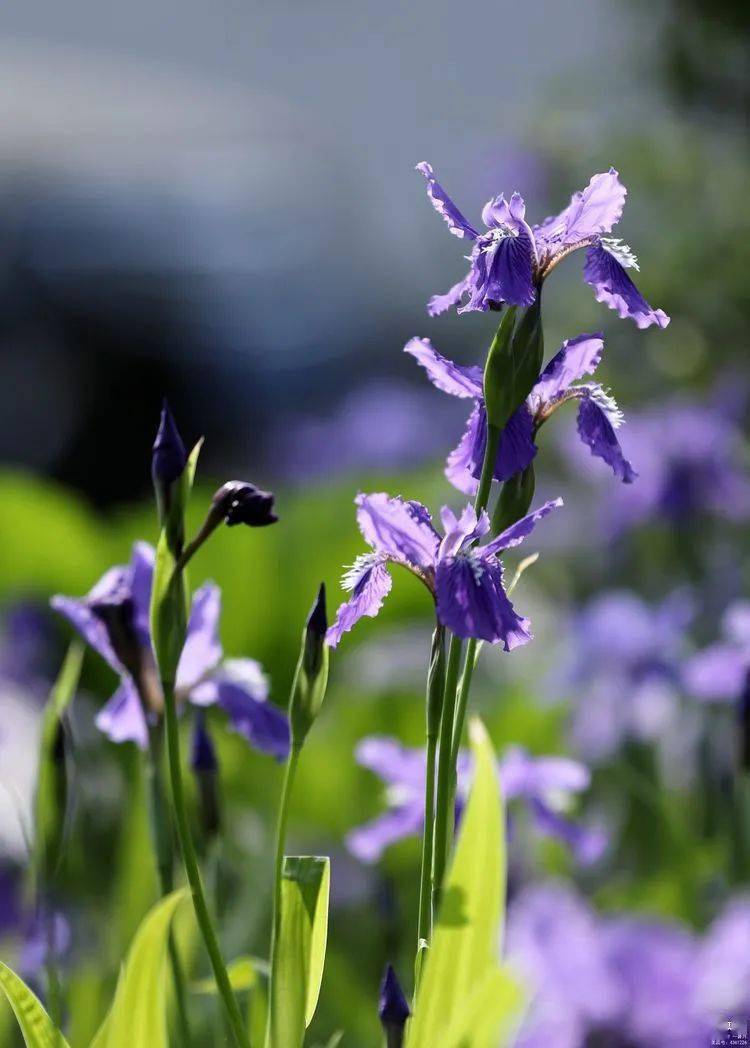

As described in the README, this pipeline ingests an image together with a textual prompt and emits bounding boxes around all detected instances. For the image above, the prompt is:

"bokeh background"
[0,0,749,1044]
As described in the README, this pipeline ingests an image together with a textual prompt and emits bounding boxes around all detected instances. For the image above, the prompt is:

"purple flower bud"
[303,583,327,676]
[378,964,410,1047]
[212,481,277,528]
[191,713,218,774]
[152,400,187,488]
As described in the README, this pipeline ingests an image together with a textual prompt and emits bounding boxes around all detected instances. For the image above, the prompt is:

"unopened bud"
[378,964,410,1048]
[290,584,329,750]
[483,306,518,429]
[492,463,536,536]
[212,481,277,528]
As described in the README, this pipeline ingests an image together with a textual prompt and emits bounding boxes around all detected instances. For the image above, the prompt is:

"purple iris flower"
[345,737,604,866]
[571,397,750,535]
[326,494,562,651]
[418,162,669,329]
[507,883,712,1048]
[405,331,635,495]
[556,590,691,764]
[684,601,750,705]
[51,542,289,759]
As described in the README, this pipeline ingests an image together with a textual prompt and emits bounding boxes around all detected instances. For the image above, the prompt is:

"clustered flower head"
[326,493,562,650]
[418,162,669,329]
[346,736,606,866]
[52,542,289,759]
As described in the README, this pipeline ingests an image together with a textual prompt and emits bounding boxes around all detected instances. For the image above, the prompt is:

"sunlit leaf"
[96,889,187,1048]
[0,960,70,1048]
[440,966,524,1048]
[408,719,524,1047]
[267,856,330,1048]
[192,955,267,994]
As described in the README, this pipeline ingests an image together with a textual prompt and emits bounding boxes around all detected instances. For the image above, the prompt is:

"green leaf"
[441,966,524,1048]
[192,955,267,994]
[267,856,330,1048]
[408,719,524,1048]
[34,641,84,881]
[96,889,187,1048]
[0,960,70,1048]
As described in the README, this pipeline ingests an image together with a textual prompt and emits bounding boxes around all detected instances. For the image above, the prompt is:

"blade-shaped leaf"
[267,856,330,1048]
[192,956,267,994]
[440,966,525,1048]
[96,889,187,1048]
[408,719,524,1047]
[0,960,70,1048]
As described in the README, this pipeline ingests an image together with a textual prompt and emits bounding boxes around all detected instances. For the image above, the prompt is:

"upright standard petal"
[427,275,471,317]
[438,503,490,558]
[416,161,479,240]
[486,497,564,555]
[326,554,393,648]
[435,553,532,649]
[404,337,483,399]
[577,395,637,483]
[559,169,627,243]
[176,582,223,693]
[95,679,149,749]
[532,333,605,403]
[584,243,669,329]
[355,493,440,567]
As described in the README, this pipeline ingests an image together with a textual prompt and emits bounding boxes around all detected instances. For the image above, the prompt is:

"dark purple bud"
[302,583,327,677]
[378,964,410,1047]
[212,481,277,528]
[152,400,187,488]
[191,713,218,774]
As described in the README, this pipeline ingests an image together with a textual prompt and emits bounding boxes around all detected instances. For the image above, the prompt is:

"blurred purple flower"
[417,163,669,328]
[697,895,750,1021]
[405,331,635,496]
[684,600,750,706]
[0,603,55,691]
[571,398,750,535]
[507,883,712,1047]
[556,590,691,763]
[51,542,289,759]
[19,910,71,980]
[326,494,562,650]
[345,737,603,866]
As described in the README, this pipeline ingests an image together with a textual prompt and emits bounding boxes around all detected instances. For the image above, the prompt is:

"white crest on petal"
[341,552,383,592]
[582,383,625,428]
[600,237,640,271]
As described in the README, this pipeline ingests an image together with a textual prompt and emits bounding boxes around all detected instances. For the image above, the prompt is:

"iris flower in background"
[684,601,750,705]
[506,883,715,1048]
[405,331,636,496]
[568,395,750,535]
[51,542,289,759]
[418,162,669,328]
[346,736,605,866]
[553,590,691,764]
[326,493,562,650]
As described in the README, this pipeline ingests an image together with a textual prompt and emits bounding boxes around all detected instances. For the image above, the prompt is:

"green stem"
[416,627,444,960]
[146,728,193,1048]
[431,636,462,911]
[162,681,250,1048]
[450,639,478,768]
[44,915,62,1042]
[266,746,301,1047]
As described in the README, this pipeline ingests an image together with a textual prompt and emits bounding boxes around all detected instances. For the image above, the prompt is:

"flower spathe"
[405,332,636,494]
[326,493,562,650]
[51,542,290,759]
[417,162,669,329]
[345,737,604,866]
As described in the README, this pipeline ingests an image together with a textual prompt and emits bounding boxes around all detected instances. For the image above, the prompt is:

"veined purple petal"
[494,407,538,481]
[176,583,223,693]
[326,555,393,648]
[584,243,669,329]
[416,161,479,240]
[445,404,483,495]
[532,333,605,403]
[577,395,637,483]
[95,679,149,749]
[480,227,536,307]
[683,645,749,703]
[355,493,439,567]
[427,275,471,317]
[438,503,490,558]
[486,497,564,555]
[129,543,155,647]
[404,337,483,399]
[435,553,531,649]
[535,169,627,251]
[346,802,424,864]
